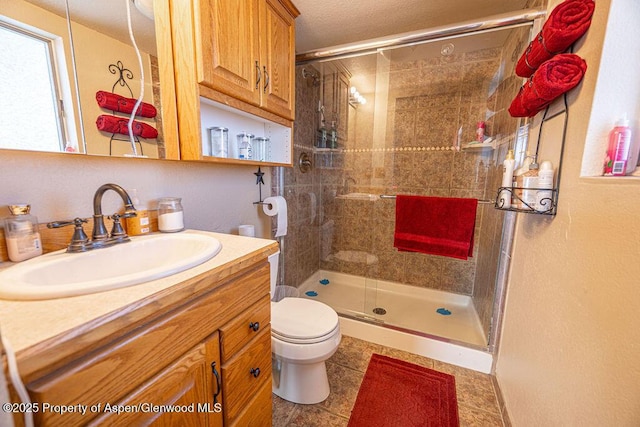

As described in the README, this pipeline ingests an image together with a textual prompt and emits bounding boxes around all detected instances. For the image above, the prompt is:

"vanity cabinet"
[7,251,275,426]
[169,0,299,164]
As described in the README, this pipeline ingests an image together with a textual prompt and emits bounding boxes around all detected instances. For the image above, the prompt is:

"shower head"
[302,68,321,86]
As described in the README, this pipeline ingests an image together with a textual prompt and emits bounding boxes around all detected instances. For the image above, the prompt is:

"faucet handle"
[47,218,91,253]
[47,217,88,229]
[108,213,127,239]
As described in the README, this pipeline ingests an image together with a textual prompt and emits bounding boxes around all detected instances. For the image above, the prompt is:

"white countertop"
[0,230,277,353]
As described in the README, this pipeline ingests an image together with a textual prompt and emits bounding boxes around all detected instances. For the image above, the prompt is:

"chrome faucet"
[47,183,137,252]
[92,183,137,247]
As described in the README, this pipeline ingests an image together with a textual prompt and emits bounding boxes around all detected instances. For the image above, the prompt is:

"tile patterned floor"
[272,335,505,426]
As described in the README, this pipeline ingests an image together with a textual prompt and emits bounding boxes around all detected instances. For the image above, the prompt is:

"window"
[0,20,71,152]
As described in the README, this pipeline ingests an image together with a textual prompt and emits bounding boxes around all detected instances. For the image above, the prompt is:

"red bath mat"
[348,354,459,427]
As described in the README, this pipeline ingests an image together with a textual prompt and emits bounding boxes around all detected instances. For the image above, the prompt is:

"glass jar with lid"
[253,137,270,162]
[208,126,229,158]
[157,197,184,232]
[3,204,43,262]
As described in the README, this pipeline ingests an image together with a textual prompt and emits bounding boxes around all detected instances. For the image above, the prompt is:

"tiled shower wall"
[277,24,534,340]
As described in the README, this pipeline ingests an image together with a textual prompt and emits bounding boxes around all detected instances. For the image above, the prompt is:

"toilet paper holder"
[252,166,273,208]
[253,200,273,209]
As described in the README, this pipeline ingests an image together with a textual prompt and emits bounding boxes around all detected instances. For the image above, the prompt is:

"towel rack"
[379,194,494,204]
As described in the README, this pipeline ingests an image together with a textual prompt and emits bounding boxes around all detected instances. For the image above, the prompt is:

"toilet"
[268,252,341,404]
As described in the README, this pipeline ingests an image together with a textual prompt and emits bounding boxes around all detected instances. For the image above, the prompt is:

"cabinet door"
[197,0,261,106]
[336,72,350,139]
[88,332,223,427]
[259,0,296,120]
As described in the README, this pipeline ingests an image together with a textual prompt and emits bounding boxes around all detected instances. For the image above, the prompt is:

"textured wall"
[497,0,640,425]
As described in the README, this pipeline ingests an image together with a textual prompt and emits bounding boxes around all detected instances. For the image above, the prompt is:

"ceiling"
[293,0,533,54]
[20,0,535,57]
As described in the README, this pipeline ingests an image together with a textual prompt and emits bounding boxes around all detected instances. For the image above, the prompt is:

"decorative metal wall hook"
[252,167,272,208]
[109,60,134,98]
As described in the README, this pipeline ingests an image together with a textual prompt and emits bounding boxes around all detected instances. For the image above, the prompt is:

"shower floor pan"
[299,270,487,347]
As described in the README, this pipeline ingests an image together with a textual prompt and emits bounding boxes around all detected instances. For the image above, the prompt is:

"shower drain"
[372,307,387,315]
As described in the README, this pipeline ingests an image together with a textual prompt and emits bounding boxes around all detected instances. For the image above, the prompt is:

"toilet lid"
[271,298,339,341]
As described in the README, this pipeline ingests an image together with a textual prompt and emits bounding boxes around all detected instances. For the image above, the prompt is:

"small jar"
[253,137,270,162]
[208,126,229,158]
[157,197,184,233]
[3,204,43,262]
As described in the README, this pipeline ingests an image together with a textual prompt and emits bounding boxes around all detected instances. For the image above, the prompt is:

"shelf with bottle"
[200,97,292,166]
[494,187,558,215]
[494,92,569,217]
[461,135,511,151]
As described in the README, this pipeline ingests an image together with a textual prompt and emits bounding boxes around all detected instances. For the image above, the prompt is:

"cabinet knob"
[249,321,260,332]
[250,367,261,378]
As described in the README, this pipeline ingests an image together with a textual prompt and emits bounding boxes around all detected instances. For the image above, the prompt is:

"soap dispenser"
[3,204,43,262]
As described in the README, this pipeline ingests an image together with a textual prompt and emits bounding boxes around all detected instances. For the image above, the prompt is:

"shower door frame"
[288,9,547,353]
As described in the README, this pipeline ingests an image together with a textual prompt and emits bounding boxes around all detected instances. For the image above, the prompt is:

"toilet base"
[272,358,330,404]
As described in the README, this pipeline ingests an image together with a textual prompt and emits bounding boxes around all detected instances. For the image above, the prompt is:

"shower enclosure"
[273,10,543,352]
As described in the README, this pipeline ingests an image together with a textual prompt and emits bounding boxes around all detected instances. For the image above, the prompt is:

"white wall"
[0,150,273,239]
[496,0,640,425]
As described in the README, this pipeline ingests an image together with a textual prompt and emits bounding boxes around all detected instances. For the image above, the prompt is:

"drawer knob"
[250,367,261,378]
[249,321,260,332]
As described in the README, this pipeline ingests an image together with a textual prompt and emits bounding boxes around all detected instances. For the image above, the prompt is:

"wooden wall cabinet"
[9,256,274,426]
[321,65,351,147]
[170,0,299,165]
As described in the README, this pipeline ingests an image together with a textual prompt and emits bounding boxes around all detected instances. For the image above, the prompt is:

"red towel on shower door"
[393,195,478,260]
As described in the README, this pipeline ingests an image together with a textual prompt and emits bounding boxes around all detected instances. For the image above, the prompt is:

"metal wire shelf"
[494,187,558,215]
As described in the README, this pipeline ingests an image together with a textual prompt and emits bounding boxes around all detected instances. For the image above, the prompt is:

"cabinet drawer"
[229,377,272,427]
[219,294,270,361]
[221,326,272,424]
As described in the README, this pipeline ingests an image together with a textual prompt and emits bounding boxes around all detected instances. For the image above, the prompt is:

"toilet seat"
[271,298,339,344]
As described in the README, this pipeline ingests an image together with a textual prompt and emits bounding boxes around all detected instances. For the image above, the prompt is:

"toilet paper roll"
[238,224,255,237]
[262,196,288,237]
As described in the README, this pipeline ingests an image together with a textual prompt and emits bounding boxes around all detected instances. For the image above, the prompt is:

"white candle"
[158,211,184,232]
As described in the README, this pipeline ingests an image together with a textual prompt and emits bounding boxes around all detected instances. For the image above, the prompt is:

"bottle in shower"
[499,149,515,209]
[329,121,338,149]
[3,204,43,262]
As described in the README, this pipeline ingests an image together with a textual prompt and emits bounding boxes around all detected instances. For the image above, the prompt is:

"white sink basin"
[0,231,222,300]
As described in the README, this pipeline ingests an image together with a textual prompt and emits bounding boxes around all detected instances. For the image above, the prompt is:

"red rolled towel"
[96,115,158,139]
[95,90,157,118]
[509,53,587,118]
[130,120,158,139]
[95,114,121,134]
[516,0,594,78]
